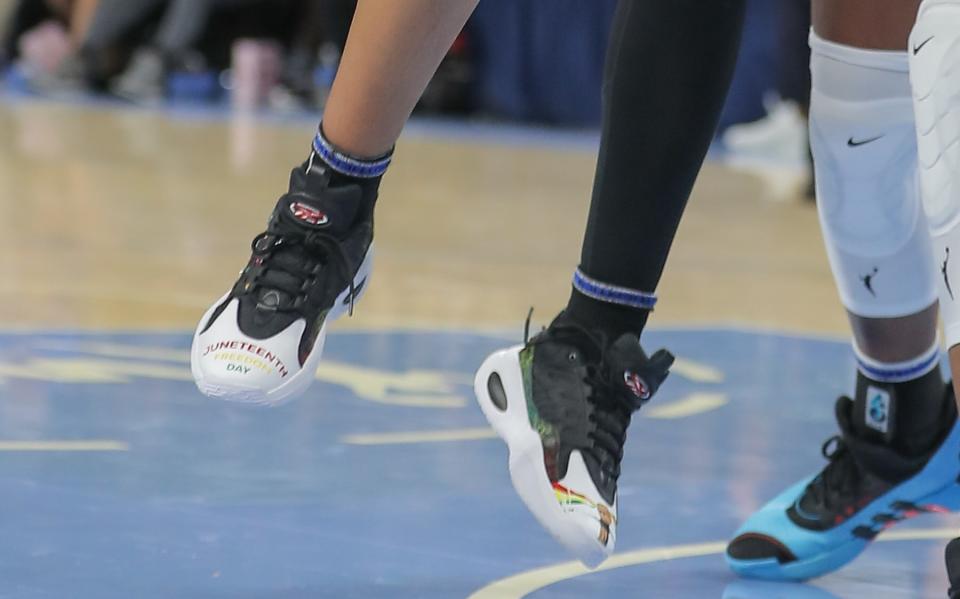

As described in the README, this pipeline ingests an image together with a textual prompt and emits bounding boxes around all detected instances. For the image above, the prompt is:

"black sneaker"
[191,156,375,405]
[474,312,674,566]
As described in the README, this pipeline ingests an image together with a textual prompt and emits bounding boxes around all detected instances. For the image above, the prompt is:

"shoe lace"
[804,435,862,511]
[525,311,647,480]
[243,218,356,317]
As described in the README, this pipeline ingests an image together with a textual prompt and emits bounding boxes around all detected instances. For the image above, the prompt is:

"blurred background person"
[107,0,293,104]
[2,0,815,129]
[3,0,356,106]
[2,0,98,74]
[31,0,293,99]
[721,0,814,199]
[268,0,355,109]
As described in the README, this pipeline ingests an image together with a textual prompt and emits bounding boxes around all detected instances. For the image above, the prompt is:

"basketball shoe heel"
[475,316,673,568]
[475,346,614,567]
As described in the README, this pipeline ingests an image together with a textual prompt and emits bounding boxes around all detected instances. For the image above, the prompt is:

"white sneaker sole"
[191,244,374,406]
[474,346,611,567]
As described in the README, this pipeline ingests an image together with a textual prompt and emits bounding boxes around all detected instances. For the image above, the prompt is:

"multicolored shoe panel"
[475,313,673,566]
[191,160,375,406]
[727,387,960,581]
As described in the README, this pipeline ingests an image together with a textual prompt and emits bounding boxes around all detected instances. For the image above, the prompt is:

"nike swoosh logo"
[914,36,934,55]
[848,135,884,147]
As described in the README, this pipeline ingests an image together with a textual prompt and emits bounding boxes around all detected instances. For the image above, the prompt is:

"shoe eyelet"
[568,352,577,362]
[253,235,272,253]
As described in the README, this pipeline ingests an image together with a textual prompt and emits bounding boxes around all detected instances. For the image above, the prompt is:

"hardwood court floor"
[10,99,956,599]
[0,99,842,334]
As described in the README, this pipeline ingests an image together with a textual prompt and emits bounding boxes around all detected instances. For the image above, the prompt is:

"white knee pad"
[811,33,936,318]
[911,0,960,346]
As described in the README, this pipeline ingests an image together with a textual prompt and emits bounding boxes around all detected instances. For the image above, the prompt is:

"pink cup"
[18,21,72,75]
[231,39,283,110]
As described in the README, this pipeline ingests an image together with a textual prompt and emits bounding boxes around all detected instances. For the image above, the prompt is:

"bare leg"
[847,307,937,362]
[321,0,479,157]
[814,1,934,364]
[192,0,482,405]
[820,1,960,416]
[814,0,921,49]
[726,3,949,577]
[810,0,945,452]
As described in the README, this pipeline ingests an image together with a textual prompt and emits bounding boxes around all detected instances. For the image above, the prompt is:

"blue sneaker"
[726,381,960,581]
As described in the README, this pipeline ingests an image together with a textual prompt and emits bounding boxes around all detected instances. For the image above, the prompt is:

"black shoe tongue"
[835,395,928,483]
[280,165,362,237]
[836,394,885,457]
[608,334,674,404]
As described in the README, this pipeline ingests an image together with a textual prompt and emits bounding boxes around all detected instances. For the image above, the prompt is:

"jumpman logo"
[861,267,879,297]
[944,248,955,300]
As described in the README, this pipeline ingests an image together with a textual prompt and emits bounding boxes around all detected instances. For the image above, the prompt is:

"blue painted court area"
[0,328,957,598]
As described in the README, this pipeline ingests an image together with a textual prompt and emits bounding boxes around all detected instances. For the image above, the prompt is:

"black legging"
[568,0,747,336]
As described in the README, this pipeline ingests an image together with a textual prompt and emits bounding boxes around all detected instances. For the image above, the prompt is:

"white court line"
[645,393,728,419]
[0,440,129,452]
[342,428,498,445]
[468,527,960,599]
[344,393,729,446]
[671,358,724,383]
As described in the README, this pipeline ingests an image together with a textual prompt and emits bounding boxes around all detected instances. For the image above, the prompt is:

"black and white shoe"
[474,312,674,566]
[191,157,374,405]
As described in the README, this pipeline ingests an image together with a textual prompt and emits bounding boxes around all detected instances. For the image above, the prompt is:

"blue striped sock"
[572,268,657,310]
[854,341,940,384]
[311,126,393,179]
